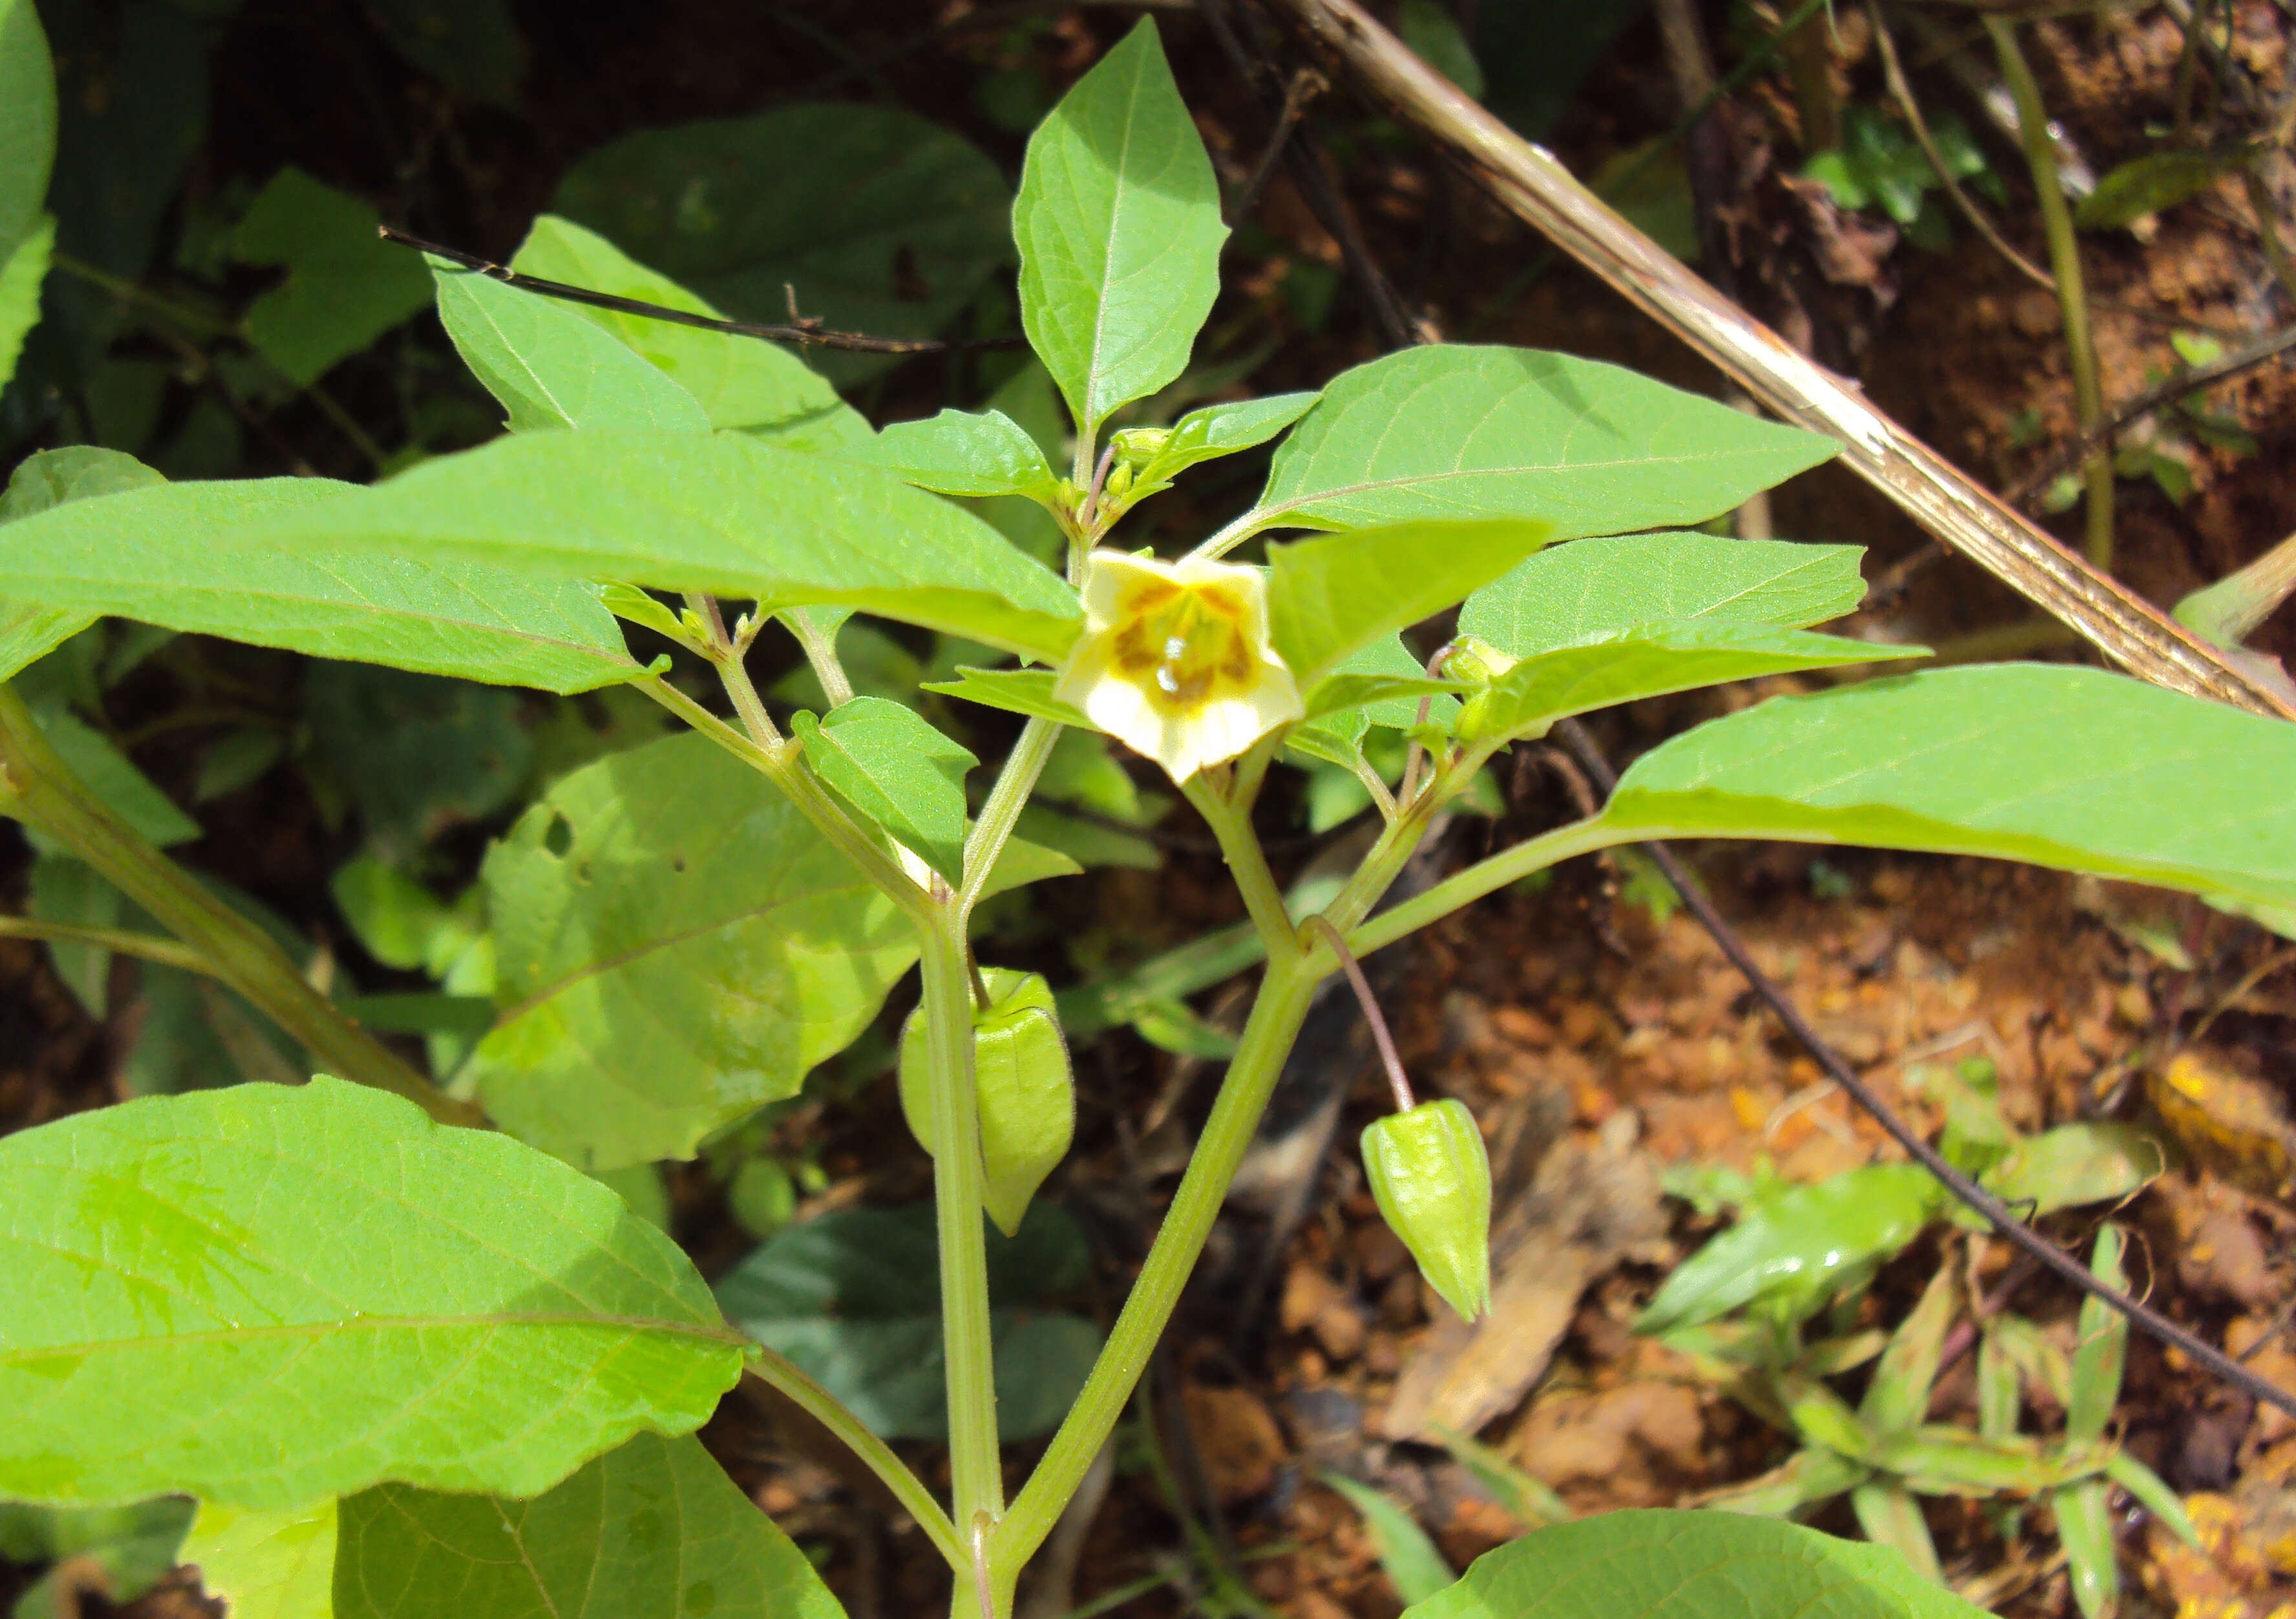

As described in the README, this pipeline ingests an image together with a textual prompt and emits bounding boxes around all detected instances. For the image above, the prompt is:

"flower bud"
[1443,636,1518,687]
[1361,1099,1492,1321]
[1109,427,1171,467]
[1103,462,1136,500]
[899,968,1075,1236]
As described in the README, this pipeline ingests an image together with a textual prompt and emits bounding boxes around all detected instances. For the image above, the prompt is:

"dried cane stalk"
[1251,0,2296,721]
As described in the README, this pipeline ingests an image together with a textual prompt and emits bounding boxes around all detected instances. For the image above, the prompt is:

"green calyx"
[899,967,1076,1237]
[1448,634,1521,745]
[1361,1097,1493,1322]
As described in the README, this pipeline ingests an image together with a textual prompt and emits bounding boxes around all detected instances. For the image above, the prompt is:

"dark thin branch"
[1553,716,2296,1424]
[1200,0,1424,347]
[378,227,1024,355]
[1228,66,1324,227]
[2006,321,2296,506]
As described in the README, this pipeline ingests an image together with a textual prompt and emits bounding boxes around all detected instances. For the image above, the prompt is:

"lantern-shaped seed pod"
[1360,1098,1493,1322]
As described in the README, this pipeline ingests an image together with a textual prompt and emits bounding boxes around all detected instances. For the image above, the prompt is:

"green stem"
[919,911,1004,1609]
[0,915,221,978]
[994,950,1319,1569]
[1342,815,1640,963]
[958,715,1061,912]
[0,685,477,1126]
[1988,16,2114,571]
[779,609,856,708]
[1182,777,1299,960]
[740,1354,966,1572]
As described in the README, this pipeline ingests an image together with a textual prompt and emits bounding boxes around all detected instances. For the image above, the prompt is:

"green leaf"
[1249,347,1838,539]
[1849,1481,1940,1584]
[0,1077,745,1508]
[1458,625,1921,748]
[1601,664,2296,912]
[1125,391,1321,490]
[0,0,54,389]
[0,211,49,389]
[1874,1427,2074,1496]
[509,216,870,447]
[31,704,198,846]
[307,663,534,848]
[232,168,434,386]
[181,1500,338,1619]
[714,1203,1102,1441]
[1637,1164,1943,1333]
[28,853,122,1015]
[2066,1227,2126,1444]
[1699,1446,1871,1516]
[0,476,642,693]
[335,1433,847,1619]
[0,0,57,251]
[1013,18,1229,435]
[792,696,978,883]
[553,104,1010,385]
[1304,671,1472,725]
[231,432,1085,662]
[1977,1123,2165,1221]
[0,447,167,678]
[922,665,1092,727]
[1459,532,1873,655]
[863,409,1061,501]
[2052,1477,2116,1619]
[1859,1267,1957,1435]
[1,445,165,521]
[2074,149,2237,231]
[1320,1472,1458,1606]
[331,856,478,976]
[463,731,915,1170]
[1268,518,1556,688]
[1403,1510,1993,1619]
[430,259,711,434]
[1318,634,1464,731]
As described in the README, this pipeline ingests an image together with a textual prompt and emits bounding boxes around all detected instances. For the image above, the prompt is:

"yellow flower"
[1053,550,1303,782]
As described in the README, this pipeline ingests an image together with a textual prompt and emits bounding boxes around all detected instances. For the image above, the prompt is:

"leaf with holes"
[463,732,1074,1170]
[0,1077,745,1508]
[463,731,917,1169]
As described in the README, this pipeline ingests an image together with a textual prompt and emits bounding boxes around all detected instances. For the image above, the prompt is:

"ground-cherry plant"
[5,12,2296,1619]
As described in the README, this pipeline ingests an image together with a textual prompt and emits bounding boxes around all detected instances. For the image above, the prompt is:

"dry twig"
[1249,0,2296,720]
